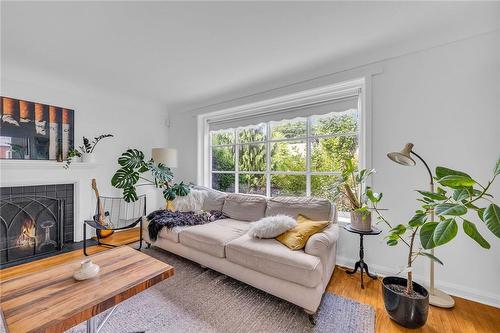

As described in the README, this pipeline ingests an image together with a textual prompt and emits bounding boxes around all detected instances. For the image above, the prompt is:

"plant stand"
[343,224,381,289]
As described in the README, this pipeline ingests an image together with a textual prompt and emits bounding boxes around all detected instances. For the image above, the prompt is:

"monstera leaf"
[163,188,176,201]
[111,167,139,189]
[112,148,190,203]
[149,163,173,184]
[118,149,146,169]
[172,182,190,196]
[123,186,138,203]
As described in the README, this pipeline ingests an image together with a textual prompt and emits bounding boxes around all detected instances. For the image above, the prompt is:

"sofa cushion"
[179,219,250,258]
[266,196,333,221]
[222,193,267,222]
[157,226,191,243]
[190,184,227,211]
[226,234,323,287]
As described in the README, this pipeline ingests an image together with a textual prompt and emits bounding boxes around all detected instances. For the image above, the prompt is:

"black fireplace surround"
[0,184,74,266]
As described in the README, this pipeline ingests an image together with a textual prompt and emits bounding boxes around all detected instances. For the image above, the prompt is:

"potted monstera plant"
[369,159,499,328]
[333,159,376,231]
[111,149,190,203]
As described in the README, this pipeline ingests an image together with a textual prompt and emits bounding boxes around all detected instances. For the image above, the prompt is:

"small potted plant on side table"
[333,159,377,231]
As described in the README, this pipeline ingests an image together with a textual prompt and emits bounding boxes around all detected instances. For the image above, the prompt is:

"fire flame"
[16,219,37,248]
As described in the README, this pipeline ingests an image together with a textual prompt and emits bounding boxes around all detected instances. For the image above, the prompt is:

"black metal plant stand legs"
[346,234,377,289]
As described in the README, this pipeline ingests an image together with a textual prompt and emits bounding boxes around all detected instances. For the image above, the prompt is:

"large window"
[209,106,360,211]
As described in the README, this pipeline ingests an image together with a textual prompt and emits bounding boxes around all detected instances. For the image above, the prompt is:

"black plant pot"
[382,276,429,329]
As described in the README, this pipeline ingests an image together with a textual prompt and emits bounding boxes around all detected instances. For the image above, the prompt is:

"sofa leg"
[146,242,151,249]
[304,310,316,326]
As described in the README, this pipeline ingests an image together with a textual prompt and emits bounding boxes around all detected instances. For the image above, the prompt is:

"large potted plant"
[369,159,499,328]
[111,148,190,203]
[333,159,376,231]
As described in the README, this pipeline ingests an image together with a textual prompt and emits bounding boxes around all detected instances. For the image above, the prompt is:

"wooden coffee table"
[0,246,174,333]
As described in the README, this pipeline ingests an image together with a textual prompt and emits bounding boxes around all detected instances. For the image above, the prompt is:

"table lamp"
[387,143,455,308]
[151,148,178,168]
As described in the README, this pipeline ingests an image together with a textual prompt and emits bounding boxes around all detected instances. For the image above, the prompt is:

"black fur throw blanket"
[147,210,227,241]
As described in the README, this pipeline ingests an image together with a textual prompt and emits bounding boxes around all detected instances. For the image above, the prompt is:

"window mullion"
[306,116,311,197]
[234,129,239,193]
[266,123,271,197]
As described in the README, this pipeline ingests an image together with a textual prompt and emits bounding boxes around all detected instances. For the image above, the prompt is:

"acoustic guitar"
[91,179,114,238]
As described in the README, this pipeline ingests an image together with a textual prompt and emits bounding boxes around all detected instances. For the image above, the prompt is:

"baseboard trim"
[335,256,500,308]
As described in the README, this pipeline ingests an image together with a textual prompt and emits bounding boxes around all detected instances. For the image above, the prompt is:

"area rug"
[67,247,375,333]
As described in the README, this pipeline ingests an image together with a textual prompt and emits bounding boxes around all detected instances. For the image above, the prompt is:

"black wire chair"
[83,195,146,256]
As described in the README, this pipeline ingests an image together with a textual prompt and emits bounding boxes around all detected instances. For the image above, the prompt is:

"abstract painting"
[0,96,74,160]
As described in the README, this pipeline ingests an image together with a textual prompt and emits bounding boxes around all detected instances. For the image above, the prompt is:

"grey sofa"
[143,191,339,314]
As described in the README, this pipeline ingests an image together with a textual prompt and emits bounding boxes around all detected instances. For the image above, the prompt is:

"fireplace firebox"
[0,184,74,267]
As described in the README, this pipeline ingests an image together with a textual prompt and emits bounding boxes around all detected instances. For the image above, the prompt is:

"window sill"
[337,214,351,226]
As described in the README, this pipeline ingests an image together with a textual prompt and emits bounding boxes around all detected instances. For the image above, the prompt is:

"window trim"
[197,77,369,192]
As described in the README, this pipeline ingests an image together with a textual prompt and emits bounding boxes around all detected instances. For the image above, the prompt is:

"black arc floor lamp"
[387,143,455,308]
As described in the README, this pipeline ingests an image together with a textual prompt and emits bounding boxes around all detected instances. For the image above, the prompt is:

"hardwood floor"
[2,228,499,332]
[327,267,500,333]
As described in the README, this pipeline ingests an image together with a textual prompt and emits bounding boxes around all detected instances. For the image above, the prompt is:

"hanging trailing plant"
[111,148,190,202]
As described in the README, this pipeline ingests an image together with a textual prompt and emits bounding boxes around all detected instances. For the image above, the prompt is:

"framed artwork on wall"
[0,96,74,160]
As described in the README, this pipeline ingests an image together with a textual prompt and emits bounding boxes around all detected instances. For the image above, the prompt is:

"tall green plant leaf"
[483,204,500,238]
[463,220,491,249]
[417,191,447,201]
[420,222,438,249]
[437,175,475,188]
[118,149,145,168]
[419,252,444,265]
[435,166,471,179]
[409,212,427,227]
[495,158,500,176]
[433,219,458,246]
[435,203,467,216]
[477,207,485,221]
[111,167,139,189]
[452,188,470,201]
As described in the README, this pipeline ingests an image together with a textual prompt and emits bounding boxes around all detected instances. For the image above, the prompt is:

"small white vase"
[81,152,96,163]
[73,259,100,280]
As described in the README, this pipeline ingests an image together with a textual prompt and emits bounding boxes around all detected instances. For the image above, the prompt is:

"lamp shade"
[151,148,178,168]
[387,143,416,166]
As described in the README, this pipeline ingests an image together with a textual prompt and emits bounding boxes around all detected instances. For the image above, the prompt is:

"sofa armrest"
[304,223,339,287]
[304,223,339,257]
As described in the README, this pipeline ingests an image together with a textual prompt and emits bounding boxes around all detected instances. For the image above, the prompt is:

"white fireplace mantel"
[0,160,99,169]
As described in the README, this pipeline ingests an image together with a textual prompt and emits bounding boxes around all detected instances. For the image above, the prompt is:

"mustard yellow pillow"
[276,214,330,250]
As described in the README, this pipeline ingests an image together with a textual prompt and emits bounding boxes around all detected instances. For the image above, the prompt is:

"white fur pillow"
[247,215,297,239]
[173,189,207,212]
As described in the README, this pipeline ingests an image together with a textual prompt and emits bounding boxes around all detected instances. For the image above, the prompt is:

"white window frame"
[197,77,370,194]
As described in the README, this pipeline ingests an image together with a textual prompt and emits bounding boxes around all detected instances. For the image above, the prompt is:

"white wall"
[167,31,500,306]
[1,64,168,241]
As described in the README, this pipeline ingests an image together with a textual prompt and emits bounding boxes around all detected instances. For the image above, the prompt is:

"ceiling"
[2,1,499,111]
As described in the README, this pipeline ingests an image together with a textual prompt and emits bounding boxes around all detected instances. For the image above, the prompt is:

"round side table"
[343,224,381,289]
